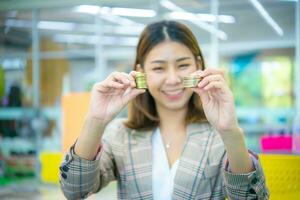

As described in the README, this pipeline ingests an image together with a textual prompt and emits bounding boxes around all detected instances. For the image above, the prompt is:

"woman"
[59,21,269,200]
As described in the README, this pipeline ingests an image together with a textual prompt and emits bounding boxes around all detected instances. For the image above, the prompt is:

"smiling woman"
[126,21,206,130]
[59,20,269,200]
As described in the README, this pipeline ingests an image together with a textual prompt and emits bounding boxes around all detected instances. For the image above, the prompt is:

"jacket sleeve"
[222,150,270,200]
[59,120,119,200]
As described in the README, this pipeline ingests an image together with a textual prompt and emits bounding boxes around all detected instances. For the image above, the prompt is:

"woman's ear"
[136,64,144,72]
[196,56,203,70]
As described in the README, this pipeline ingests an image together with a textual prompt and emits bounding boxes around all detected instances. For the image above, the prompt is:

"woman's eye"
[179,64,190,68]
[153,67,163,71]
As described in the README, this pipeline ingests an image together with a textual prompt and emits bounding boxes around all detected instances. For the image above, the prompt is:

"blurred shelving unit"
[0,107,60,120]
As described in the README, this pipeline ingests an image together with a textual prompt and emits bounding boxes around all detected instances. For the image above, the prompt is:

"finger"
[129,70,141,77]
[93,82,103,89]
[108,80,125,89]
[203,81,224,91]
[112,72,131,85]
[191,87,210,104]
[129,88,146,99]
[197,68,225,78]
[198,74,224,88]
[107,71,119,80]
[122,88,146,103]
[120,72,136,88]
[129,71,139,88]
[93,80,124,94]
[101,81,125,91]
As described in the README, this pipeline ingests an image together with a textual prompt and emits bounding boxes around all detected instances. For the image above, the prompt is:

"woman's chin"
[159,98,189,111]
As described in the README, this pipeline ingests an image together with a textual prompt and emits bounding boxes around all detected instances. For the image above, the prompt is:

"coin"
[135,72,147,89]
[183,75,202,88]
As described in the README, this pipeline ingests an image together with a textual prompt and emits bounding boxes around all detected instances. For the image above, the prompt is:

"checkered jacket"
[59,118,269,200]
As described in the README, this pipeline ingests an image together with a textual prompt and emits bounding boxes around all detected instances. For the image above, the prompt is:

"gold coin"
[183,75,201,88]
[135,72,147,89]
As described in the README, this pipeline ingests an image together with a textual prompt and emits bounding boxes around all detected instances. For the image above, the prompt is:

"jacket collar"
[127,122,214,199]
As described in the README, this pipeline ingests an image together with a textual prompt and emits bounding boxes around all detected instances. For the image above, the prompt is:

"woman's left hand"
[191,68,241,136]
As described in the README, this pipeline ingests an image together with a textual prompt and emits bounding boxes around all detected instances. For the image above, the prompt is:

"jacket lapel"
[127,128,154,200]
[172,122,214,200]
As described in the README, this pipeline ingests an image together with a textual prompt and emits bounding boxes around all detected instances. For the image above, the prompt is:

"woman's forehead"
[145,41,194,62]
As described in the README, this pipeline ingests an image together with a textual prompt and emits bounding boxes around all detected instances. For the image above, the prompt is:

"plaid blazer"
[60,118,269,200]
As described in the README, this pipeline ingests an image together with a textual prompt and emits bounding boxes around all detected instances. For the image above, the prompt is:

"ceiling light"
[168,11,235,23]
[53,34,139,46]
[160,0,227,40]
[249,0,284,36]
[74,5,100,15]
[74,5,156,17]
[111,8,156,17]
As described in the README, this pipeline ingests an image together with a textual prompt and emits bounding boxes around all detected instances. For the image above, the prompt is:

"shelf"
[0,107,60,120]
[236,107,295,119]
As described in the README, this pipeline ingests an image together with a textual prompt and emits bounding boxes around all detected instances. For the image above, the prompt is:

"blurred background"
[0,0,299,199]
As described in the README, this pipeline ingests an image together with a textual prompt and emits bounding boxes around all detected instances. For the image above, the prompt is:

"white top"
[152,128,179,200]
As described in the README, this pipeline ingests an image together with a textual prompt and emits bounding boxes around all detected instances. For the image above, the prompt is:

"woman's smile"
[162,88,185,101]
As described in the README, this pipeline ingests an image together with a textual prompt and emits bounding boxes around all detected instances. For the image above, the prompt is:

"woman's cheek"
[147,73,163,87]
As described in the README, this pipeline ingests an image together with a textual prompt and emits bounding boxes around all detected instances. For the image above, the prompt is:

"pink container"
[260,135,293,153]
[293,134,300,153]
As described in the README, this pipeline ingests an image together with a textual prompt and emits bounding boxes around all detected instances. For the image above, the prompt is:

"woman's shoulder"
[190,122,224,143]
[105,117,129,130]
[187,121,212,133]
[102,118,132,143]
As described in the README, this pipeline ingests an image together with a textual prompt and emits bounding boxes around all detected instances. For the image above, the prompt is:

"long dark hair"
[124,20,207,130]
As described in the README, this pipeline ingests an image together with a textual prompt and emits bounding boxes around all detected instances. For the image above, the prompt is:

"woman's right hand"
[87,71,145,125]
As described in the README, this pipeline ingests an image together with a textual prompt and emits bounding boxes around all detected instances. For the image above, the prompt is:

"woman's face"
[142,41,198,111]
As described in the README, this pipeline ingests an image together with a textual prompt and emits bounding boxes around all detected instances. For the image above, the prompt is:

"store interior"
[0,0,299,199]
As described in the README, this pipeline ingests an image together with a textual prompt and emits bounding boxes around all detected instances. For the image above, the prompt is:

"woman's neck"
[157,105,187,133]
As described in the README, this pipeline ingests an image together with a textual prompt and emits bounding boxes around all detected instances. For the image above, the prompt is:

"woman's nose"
[165,70,181,85]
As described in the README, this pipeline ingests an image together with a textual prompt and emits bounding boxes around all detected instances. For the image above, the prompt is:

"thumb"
[122,87,146,103]
[192,87,210,105]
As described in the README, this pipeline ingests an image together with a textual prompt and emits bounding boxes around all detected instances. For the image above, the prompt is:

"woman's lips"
[162,89,184,100]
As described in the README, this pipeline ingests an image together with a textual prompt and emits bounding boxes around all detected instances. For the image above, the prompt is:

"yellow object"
[62,93,91,153]
[40,152,63,184]
[259,154,300,200]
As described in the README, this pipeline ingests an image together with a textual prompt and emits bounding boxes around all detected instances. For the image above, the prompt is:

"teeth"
[164,89,183,95]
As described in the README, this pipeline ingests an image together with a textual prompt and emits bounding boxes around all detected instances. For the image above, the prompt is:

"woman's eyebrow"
[176,57,191,62]
[150,57,191,64]
[150,60,166,64]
